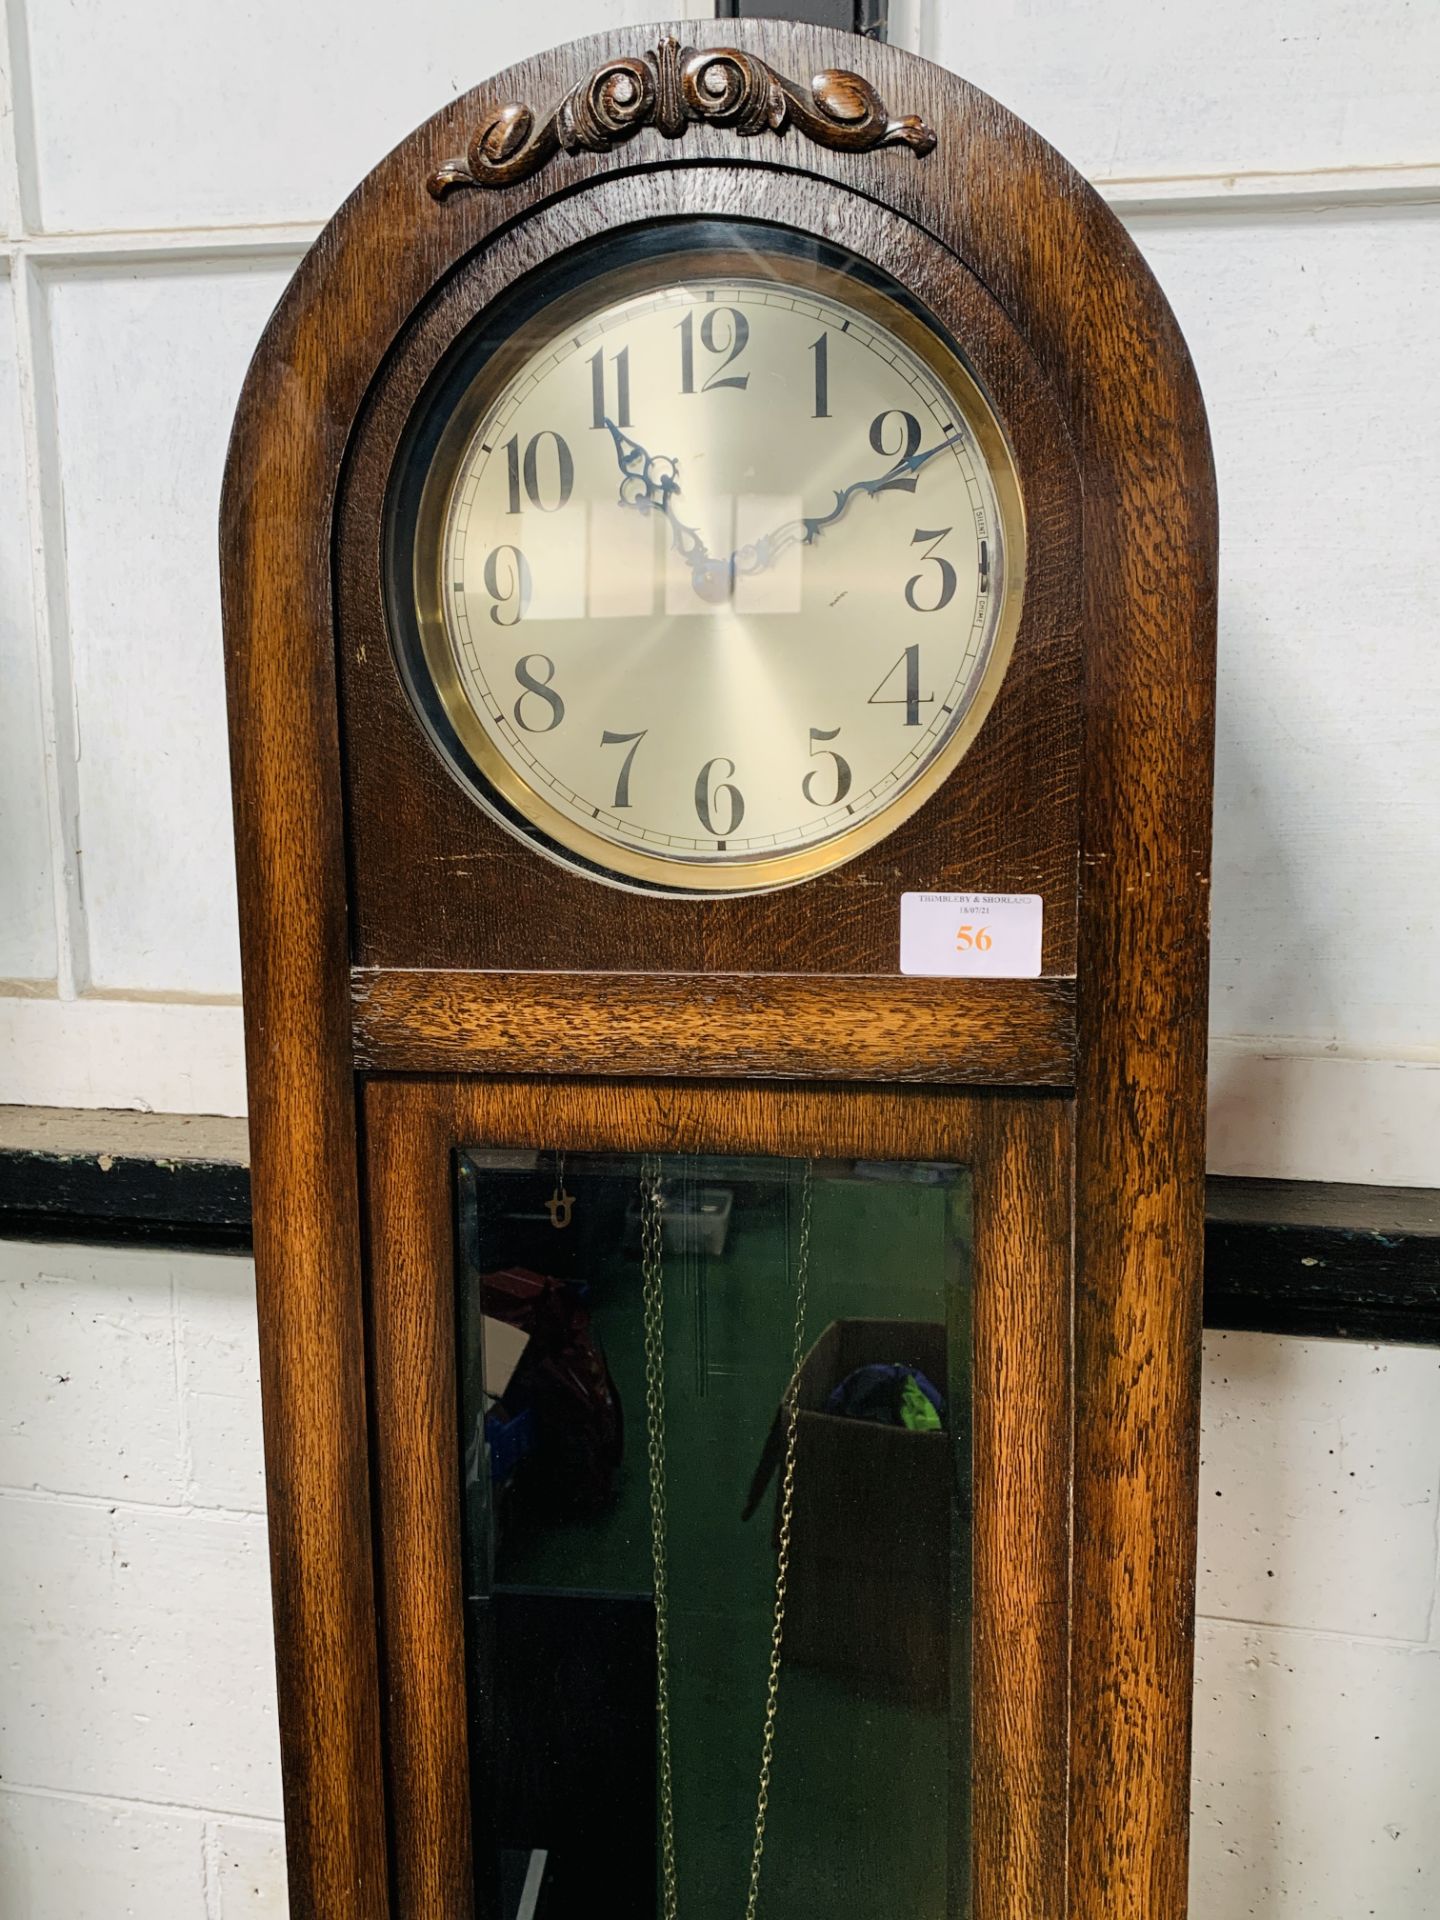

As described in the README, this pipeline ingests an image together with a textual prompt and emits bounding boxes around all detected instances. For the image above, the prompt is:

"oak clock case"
[222,22,1216,1920]
[341,168,1078,981]
[385,222,1006,1913]
[386,222,1026,895]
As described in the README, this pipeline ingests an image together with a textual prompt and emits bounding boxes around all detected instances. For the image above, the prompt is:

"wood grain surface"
[363,1087,475,1919]
[220,207,389,1912]
[1063,155,1217,1920]
[335,169,1081,982]
[221,18,1215,1917]
[351,969,1076,1085]
[969,1093,1073,1918]
[363,1075,1074,1920]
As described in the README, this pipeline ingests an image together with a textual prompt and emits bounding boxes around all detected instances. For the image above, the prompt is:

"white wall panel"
[1127,209,1440,1069]
[25,0,676,234]
[1193,1328,1440,1914]
[0,1790,205,1919]
[0,276,56,982]
[0,1248,187,1503]
[1191,1621,1440,1917]
[0,1242,281,1869]
[932,1,1440,185]
[211,1818,289,1917]
[0,1495,281,1818]
[0,1240,265,1509]
[178,1259,266,1513]
[0,995,246,1111]
[1207,1044,1440,1187]
[0,1791,290,1918]
[0,38,22,241]
[45,260,298,994]
[1199,1331,1440,1639]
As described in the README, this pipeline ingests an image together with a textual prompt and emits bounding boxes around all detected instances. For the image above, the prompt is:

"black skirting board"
[0,1109,1437,1345]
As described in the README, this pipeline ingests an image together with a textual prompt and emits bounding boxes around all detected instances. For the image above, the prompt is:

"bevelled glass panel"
[457,1149,973,1919]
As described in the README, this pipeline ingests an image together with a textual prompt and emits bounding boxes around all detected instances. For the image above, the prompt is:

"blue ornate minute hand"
[725,429,969,584]
[602,417,719,587]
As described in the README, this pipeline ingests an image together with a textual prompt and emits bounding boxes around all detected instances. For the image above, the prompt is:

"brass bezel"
[407,240,1027,896]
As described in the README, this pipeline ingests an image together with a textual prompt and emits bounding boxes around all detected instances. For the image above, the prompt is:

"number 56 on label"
[899,892,1043,979]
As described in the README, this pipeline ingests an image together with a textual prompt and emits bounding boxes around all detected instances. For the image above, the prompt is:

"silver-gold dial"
[404,240,1025,894]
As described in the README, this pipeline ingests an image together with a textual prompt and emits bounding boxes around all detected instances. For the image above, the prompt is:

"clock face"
[393,229,1025,894]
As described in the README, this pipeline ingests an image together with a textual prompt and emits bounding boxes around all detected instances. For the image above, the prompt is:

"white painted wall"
[0,1241,284,1917]
[4,1238,1438,1916]
[0,0,1435,1182]
[0,2,1436,1916]
[926,2,1440,1188]
[0,0,719,1104]
[1194,1332,1440,1914]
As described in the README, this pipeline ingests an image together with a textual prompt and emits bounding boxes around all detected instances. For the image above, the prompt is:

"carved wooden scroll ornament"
[428,37,936,197]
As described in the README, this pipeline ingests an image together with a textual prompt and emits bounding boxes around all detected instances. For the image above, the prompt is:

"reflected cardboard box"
[744,1317,954,1710]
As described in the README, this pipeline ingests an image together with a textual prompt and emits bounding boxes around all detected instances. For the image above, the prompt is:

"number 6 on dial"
[397,231,1026,894]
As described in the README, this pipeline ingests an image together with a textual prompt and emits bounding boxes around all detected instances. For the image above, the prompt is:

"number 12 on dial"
[406,239,1025,893]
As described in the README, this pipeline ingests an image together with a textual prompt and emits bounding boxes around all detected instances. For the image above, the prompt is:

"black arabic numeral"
[695,756,744,836]
[811,333,830,418]
[802,726,852,807]
[484,544,532,626]
[905,527,958,613]
[512,654,564,732]
[505,431,574,513]
[589,343,631,429]
[678,307,750,394]
[524,431,573,513]
[601,728,647,809]
[704,308,749,390]
[868,409,923,494]
[868,643,933,728]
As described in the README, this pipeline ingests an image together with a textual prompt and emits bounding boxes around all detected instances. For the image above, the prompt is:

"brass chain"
[639,1155,813,1920]
[745,1157,812,1920]
[640,1154,680,1920]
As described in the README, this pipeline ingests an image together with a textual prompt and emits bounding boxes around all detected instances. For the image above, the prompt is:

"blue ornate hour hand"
[602,417,722,591]
[725,429,968,585]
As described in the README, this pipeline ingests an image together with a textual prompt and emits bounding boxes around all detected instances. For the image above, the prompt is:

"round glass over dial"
[394,229,1025,894]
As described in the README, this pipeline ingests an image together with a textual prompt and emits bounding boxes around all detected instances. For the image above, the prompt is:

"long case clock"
[221,20,1216,1920]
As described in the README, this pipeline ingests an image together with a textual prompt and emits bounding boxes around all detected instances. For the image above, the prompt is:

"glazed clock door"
[363,1079,1073,1920]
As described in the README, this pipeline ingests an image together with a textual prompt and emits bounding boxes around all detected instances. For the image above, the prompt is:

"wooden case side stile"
[1067,160,1218,1920]
[220,352,389,1916]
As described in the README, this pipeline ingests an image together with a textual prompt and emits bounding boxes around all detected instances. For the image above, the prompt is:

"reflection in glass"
[457,1150,973,1919]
